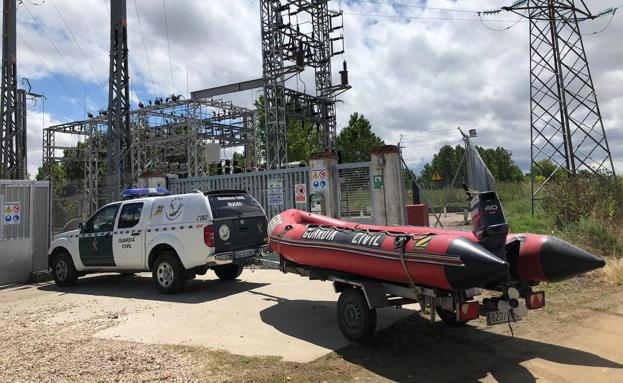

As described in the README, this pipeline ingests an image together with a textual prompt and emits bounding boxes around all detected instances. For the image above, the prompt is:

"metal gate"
[169,167,309,218]
[337,162,373,223]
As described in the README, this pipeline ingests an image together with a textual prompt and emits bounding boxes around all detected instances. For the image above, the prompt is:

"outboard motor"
[470,191,509,261]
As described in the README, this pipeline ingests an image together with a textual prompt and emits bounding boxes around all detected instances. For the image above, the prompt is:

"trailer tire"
[435,307,468,326]
[337,288,377,342]
[213,264,243,281]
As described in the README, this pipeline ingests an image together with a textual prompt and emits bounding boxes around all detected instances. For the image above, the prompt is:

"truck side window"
[84,204,120,233]
[118,203,144,229]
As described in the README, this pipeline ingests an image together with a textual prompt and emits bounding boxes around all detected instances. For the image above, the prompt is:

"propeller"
[497,287,528,318]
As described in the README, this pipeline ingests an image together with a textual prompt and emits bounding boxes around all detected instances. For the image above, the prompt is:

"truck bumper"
[207,244,272,266]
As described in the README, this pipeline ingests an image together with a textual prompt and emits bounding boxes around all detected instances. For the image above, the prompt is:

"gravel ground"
[2,275,622,382]
[0,298,201,382]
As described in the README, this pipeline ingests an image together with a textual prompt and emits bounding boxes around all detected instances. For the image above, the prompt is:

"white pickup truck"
[47,190,269,293]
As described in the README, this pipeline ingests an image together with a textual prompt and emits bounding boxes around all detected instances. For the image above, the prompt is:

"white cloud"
[13,0,623,178]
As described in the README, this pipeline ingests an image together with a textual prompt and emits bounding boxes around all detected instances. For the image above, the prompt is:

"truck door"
[79,203,120,267]
[112,202,145,268]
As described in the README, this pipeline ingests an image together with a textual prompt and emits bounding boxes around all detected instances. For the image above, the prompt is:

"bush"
[542,175,623,227]
[562,218,622,257]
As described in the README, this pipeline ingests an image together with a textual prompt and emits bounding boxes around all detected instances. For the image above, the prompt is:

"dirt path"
[0,274,621,382]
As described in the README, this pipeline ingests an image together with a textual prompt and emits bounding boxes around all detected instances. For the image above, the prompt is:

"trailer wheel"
[435,307,468,326]
[337,288,377,341]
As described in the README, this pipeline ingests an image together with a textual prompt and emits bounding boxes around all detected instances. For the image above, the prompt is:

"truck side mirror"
[78,222,84,230]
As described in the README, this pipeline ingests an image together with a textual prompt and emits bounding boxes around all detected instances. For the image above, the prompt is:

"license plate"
[486,310,522,326]
[234,248,256,259]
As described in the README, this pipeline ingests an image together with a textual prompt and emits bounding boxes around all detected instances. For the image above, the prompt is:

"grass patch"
[601,258,623,286]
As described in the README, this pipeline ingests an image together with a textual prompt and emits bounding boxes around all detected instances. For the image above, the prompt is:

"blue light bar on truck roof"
[122,188,170,200]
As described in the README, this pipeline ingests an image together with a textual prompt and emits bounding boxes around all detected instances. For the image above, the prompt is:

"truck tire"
[435,307,468,326]
[152,253,186,293]
[51,252,78,287]
[213,264,243,280]
[337,288,377,342]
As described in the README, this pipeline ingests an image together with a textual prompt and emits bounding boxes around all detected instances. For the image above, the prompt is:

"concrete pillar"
[370,145,405,226]
[308,152,339,218]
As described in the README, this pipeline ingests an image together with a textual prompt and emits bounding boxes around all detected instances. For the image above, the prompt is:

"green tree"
[336,113,385,163]
[531,159,568,182]
[254,95,323,165]
[419,145,466,188]
[476,146,524,182]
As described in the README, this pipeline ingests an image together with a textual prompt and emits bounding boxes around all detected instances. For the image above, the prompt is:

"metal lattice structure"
[106,0,132,201]
[44,98,257,216]
[260,0,349,169]
[499,0,615,210]
[0,0,26,179]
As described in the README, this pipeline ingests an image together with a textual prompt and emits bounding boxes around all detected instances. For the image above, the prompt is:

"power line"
[133,0,155,93]
[17,32,88,118]
[162,0,175,93]
[478,11,526,31]
[22,3,98,103]
[50,0,102,82]
[342,11,529,23]
[349,0,478,14]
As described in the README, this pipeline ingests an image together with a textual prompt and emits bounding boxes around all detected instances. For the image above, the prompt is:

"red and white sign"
[295,183,307,203]
[311,169,328,190]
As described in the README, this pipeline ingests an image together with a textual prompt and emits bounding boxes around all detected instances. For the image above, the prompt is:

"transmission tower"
[492,1,616,210]
[106,0,131,200]
[0,0,26,179]
[260,0,349,169]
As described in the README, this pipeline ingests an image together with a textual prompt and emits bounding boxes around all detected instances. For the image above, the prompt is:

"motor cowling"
[470,191,509,261]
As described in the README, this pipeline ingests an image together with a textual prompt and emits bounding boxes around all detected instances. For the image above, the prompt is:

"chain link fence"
[337,162,373,223]
[400,135,470,227]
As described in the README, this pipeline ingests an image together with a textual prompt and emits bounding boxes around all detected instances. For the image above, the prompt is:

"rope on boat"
[395,236,419,294]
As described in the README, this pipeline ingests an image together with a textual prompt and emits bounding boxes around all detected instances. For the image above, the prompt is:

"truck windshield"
[208,193,264,219]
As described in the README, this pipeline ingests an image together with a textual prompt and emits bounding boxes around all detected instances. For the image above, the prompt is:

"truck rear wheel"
[337,288,377,342]
[152,253,186,293]
[51,252,78,287]
[213,264,243,280]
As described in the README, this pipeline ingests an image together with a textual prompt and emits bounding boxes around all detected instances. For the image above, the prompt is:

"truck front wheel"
[51,252,78,287]
[213,264,243,281]
[152,253,186,293]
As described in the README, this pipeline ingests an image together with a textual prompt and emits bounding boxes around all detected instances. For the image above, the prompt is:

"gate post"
[370,145,405,226]
[308,152,339,218]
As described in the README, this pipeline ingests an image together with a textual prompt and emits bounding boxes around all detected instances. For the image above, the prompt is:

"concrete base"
[88,270,415,362]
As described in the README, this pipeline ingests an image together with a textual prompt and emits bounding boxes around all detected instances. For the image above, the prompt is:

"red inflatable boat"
[269,193,605,292]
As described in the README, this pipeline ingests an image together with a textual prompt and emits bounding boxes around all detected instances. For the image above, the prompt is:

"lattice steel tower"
[1,0,26,179]
[498,1,615,209]
[106,0,131,199]
[260,0,349,169]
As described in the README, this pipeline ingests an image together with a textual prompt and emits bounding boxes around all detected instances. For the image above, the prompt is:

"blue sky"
[13,0,623,177]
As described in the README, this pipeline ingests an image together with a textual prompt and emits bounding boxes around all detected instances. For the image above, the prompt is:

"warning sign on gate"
[311,169,328,190]
[268,179,283,206]
[431,171,442,182]
[295,183,307,203]
[4,202,21,225]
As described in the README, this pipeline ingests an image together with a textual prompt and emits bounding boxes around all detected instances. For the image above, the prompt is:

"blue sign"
[4,215,10,223]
